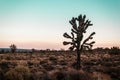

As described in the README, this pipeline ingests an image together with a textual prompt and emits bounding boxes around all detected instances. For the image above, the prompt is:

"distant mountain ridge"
[0,48,31,52]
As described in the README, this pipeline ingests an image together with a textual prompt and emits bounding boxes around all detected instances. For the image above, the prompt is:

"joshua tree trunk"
[76,45,83,69]
[76,49,80,69]
[76,35,81,69]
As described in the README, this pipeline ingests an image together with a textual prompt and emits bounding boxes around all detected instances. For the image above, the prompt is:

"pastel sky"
[0,0,120,49]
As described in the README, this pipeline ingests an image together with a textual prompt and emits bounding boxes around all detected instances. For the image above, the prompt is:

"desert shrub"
[59,60,67,65]
[30,71,50,80]
[30,72,43,80]
[106,67,120,80]
[50,70,66,80]
[5,55,16,60]
[110,47,120,55]
[42,73,51,80]
[67,70,80,80]
[49,56,58,65]
[40,60,48,65]
[0,61,11,72]
[55,71,66,80]
[42,63,55,71]
[0,68,4,80]
[0,61,9,68]
[49,56,57,61]
[101,62,113,67]
[5,65,30,80]
[27,61,34,67]
[66,68,93,80]
[29,69,52,80]
[71,62,78,69]
[49,68,93,80]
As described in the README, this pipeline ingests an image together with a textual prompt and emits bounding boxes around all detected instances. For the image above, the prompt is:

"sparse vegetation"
[0,51,119,80]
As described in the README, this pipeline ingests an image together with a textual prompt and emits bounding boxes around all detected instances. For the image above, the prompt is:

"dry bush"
[49,56,58,65]
[0,61,13,72]
[5,65,30,80]
[49,70,66,80]
[41,63,54,71]
[49,56,57,61]
[31,71,50,80]
[67,68,93,80]
[58,60,67,66]
[92,72,112,80]
[110,47,120,55]
[49,68,93,80]
[0,68,4,80]
[40,59,48,65]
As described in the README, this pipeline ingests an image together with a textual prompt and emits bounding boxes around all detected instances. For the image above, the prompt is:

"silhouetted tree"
[63,14,95,69]
[110,46,120,55]
[31,48,35,53]
[46,49,50,51]
[10,44,17,53]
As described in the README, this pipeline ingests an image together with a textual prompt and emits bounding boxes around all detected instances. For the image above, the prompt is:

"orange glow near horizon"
[0,40,66,50]
[0,40,119,50]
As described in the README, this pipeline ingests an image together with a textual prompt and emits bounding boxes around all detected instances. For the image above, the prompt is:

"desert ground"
[0,51,120,80]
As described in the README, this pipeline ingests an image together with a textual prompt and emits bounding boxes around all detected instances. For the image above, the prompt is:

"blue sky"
[0,0,120,49]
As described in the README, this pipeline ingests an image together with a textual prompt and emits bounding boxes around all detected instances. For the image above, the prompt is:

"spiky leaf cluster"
[81,32,95,50]
[63,14,95,51]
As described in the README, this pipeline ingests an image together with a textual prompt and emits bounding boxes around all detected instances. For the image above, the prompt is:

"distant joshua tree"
[63,14,95,69]
[31,48,35,54]
[10,44,17,53]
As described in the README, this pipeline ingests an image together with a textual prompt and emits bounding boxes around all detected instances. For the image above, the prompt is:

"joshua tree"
[31,48,34,53]
[10,44,17,53]
[63,14,95,69]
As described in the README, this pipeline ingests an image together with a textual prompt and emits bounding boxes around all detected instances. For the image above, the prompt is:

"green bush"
[5,65,30,80]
